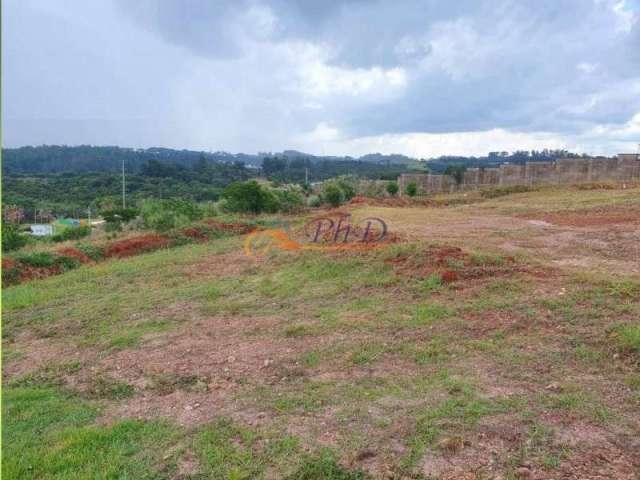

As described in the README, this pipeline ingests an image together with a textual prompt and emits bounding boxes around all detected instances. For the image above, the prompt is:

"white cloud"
[293,111,640,158]
[611,0,637,32]
[301,122,341,142]
[577,62,598,74]
[294,128,572,158]
[295,44,407,99]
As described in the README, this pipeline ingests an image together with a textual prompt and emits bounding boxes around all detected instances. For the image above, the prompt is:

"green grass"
[2,387,180,479]
[194,418,305,479]
[610,324,640,353]
[351,342,387,365]
[408,302,453,327]
[10,361,82,388]
[420,273,444,294]
[403,376,510,467]
[2,239,238,348]
[285,450,365,480]
[85,377,135,400]
[284,324,317,338]
[301,350,322,368]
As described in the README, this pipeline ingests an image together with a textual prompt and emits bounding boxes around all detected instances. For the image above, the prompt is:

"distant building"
[30,224,54,236]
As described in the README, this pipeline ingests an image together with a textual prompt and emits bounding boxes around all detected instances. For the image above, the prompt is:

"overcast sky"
[3,0,640,157]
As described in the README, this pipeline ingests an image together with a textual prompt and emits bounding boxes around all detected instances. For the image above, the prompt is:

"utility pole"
[122,158,126,209]
[305,167,309,185]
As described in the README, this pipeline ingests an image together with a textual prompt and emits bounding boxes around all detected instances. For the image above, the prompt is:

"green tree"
[405,182,417,197]
[386,181,399,196]
[140,199,204,232]
[2,223,27,252]
[323,184,345,207]
[222,181,279,214]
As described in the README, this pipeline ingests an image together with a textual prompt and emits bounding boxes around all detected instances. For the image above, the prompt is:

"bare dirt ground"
[4,186,639,479]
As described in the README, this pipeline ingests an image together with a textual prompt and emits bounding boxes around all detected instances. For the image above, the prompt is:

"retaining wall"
[398,154,640,195]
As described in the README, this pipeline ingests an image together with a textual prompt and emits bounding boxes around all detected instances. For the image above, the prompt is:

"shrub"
[222,181,279,214]
[273,188,304,213]
[323,184,345,207]
[386,181,399,196]
[307,195,322,208]
[15,252,58,267]
[2,223,27,252]
[76,243,106,261]
[56,255,81,270]
[336,179,356,201]
[51,225,92,242]
[301,182,312,195]
[201,201,218,217]
[140,198,204,232]
[15,252,80,270]
[405,182,418,197]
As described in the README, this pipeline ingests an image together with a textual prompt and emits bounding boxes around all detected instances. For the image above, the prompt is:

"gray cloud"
[3,0,639,155]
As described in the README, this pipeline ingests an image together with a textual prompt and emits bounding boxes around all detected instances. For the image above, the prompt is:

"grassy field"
[3,185,640,479]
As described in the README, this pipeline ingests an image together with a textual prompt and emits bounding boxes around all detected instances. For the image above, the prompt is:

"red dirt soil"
[181,227,210,240]
[104,234,171,258]
[386,245,520,283]
[525,206,640,227]
[57,247,92,264]
[2,257,17,270]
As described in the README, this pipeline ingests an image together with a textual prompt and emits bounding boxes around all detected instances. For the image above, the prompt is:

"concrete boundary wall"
[398,154,640,195]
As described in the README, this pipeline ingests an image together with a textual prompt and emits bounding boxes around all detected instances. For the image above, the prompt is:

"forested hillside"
[1,145,592,175]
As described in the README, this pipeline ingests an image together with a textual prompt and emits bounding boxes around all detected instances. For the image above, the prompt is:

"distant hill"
[1,145,418,174]
[1,146,262,174]
[1,145,594,175]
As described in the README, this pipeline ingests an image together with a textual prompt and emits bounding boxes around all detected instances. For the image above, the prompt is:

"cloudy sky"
[3,0,640,157]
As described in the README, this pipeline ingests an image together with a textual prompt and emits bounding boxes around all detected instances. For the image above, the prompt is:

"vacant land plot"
[3,186,639,479]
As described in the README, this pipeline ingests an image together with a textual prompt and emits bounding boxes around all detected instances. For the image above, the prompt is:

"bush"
[76,243,106,261]
[15,251,57,267]
[140,199,204,232]
[51,225,92,242]
[386,181,399,196]
[336,179,356,201]
[323,184,345,207]
[307,195,322,208]
[201,201,218,217]
[405,182,418,197]
[273,188,304,213]
[15,251,79,270]
[221,181,279,214]
[2,223,27,252]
